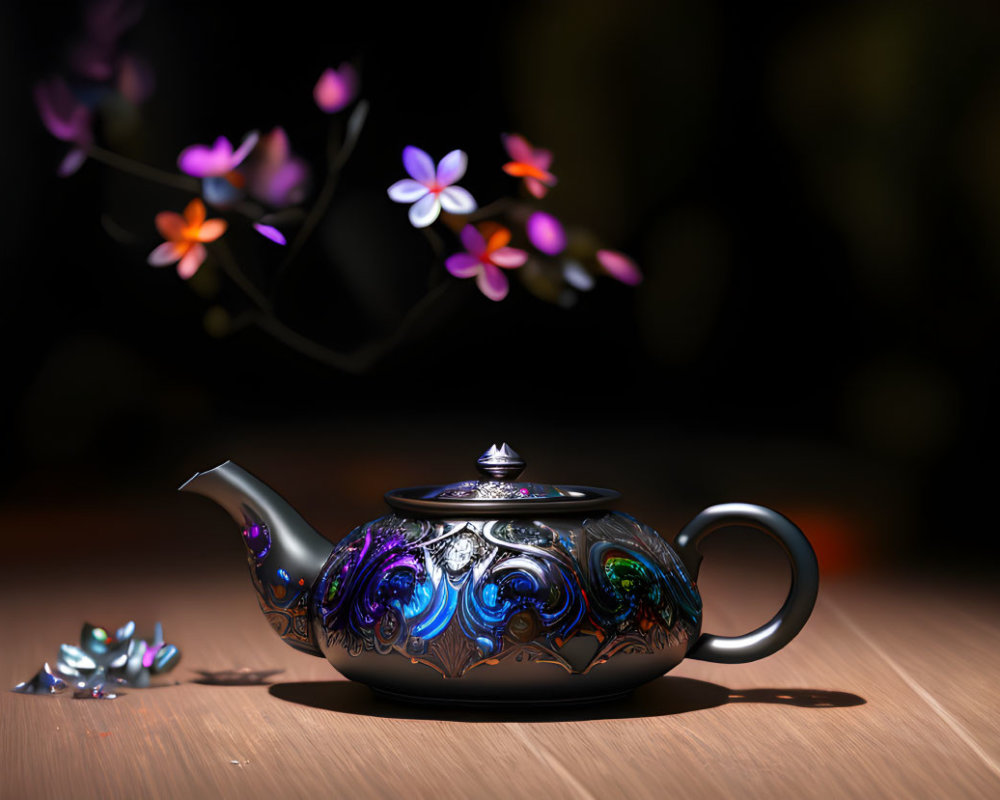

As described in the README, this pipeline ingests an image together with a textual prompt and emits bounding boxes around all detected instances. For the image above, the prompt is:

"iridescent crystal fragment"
[73,685,118,700]
[57,620,181,688]
[12,663,67,694]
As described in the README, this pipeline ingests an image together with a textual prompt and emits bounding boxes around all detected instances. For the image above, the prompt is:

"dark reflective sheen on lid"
[384,444,621,516]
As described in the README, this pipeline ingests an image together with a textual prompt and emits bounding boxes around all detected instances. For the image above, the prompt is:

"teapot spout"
[180,461,332,657]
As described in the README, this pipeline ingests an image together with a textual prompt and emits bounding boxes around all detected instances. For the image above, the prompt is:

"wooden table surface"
[3,547,998,800]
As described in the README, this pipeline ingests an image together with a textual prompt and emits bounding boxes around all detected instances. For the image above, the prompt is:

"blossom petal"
[240,128,311,207]
[533,147,553,171]
[68,39,115,82]
[402,146,435,184]
[526,211,566,255]
[177,243,206,279]
[262,160,309,206]
[525,176,549,199]
[195,218,228,242]
[563,259,595,291]
[408,193,440,227]
[438,185,477,215]
[57,148,87,177]
[34,77,91,142]
[485,226,511,252]
[460,224,486,256]
[148,241,185,266]
[596,249,642,285]
[314,64,358,113]
[490,246,528,268]
[387,179,429,203]
[436,150,467,186]
[155,211,186,241]
[502,162,550,180]
[178,138,233,177]
[260,127,290,163]
[445,253,480,278]
[117,53,156,104]
[501,133,534,164]
[476,264,509,301]
[184,198,207,228]
[253,222,286,245]
[231,131,260,167]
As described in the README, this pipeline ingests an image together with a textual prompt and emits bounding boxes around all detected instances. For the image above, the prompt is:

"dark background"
[2,1,997,573]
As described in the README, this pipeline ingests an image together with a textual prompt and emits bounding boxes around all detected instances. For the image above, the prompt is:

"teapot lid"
[384,444,621,516]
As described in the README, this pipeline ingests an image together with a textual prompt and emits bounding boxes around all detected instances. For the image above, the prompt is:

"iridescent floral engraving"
[315,513,700,678]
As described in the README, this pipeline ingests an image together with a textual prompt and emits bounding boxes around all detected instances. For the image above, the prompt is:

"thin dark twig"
[100,214,140,244]
[233,199,265,220]
[87,145,200,193]
[211,239,272,313]
[464,197,516,221]
[87,101,452,374]
[247,280,453,374]
[214,235,453,373]
[421,226,446,260]
[273,100,370,287]
[250,313,373,373]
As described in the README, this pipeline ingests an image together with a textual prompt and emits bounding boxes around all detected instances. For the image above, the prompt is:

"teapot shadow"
[267,676,865,722]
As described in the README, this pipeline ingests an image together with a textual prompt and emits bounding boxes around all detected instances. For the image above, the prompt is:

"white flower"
[387,146,477,228]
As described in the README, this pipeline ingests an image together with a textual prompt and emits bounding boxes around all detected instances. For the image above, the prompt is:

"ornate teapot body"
[181,445,818,704]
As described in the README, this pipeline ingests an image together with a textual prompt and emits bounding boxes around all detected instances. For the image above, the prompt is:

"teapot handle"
[673,503,819,664]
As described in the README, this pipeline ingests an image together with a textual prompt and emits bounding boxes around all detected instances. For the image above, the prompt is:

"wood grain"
[2,555,998,799]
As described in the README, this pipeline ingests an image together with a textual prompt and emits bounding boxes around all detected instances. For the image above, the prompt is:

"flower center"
[427,181,444,195]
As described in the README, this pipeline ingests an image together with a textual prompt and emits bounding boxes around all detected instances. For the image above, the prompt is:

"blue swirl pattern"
[314,513,701,677]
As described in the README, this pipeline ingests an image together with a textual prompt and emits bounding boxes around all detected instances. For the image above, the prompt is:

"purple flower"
[387,146,477,228]
[314,64,358,113]
[33,76,93,177]
[526,211,566,256]
[177,132,260,178]
[67,0,144,82]
[445,224,527,301]
[596,249,643,285]
[241,127,310,208]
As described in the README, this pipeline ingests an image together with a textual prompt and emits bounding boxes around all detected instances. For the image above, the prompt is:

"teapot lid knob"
[476,443,526,481]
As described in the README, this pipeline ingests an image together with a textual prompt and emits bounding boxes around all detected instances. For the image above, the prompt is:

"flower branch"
[87,145,200,193]
[275,100,369,286]
[35,6,643,373]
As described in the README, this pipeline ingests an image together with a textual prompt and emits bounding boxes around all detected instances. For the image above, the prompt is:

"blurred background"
[2,0,997,577]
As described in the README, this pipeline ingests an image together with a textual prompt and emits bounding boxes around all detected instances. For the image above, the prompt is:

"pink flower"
[241,127,310,208]
[314,64,358,113]
[525,211,566,256]
[502,133,557,198]
[177,132,260,178]
[387,146,477,228]
[596,249,642,285]
[445,224,527,301]
[147,199,227,279]
[33,76,93,177]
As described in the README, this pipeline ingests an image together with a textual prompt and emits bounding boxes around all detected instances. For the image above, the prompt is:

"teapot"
[180,444,818,705]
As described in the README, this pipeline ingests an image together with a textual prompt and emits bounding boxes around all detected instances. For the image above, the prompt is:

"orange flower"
[147,198,227,279]
[501,133,557,198]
